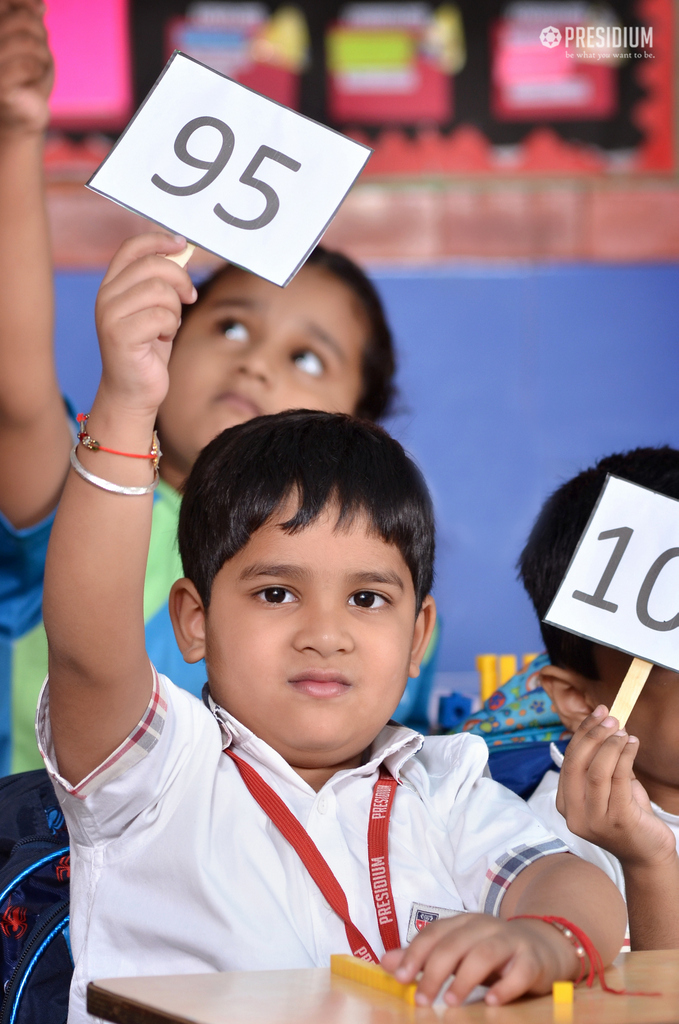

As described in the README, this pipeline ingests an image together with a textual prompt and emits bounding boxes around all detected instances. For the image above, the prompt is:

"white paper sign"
[545,474,679,672]
[87,52,371,287]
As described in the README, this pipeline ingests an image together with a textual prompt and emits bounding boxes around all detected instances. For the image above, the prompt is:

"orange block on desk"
[330,955,417,1004]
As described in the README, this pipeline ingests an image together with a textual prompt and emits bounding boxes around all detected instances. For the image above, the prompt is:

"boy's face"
[542,646,679,803]
[170,506,436,780]
[156,265,367,488]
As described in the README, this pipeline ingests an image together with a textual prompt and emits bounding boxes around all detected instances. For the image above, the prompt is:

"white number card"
[545,474,679,672]
[87,52,371,287]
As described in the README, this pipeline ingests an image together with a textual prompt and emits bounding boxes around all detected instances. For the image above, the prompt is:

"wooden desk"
[87,951,679,1024]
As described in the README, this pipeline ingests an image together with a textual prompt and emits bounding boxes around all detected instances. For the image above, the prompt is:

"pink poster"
[45,0,132,129]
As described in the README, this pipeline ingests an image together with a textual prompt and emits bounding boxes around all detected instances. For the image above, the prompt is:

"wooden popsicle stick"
[165,242,195,268]
[609,656,654,728]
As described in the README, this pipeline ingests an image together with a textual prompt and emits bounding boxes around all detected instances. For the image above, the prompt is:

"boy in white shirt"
[518,447,679,951]
[42,235,625,1023]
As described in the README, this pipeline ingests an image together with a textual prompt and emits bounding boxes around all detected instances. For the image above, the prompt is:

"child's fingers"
[413,927,505,1005]
[607,736,640,806]
[441,934,519,1006]
[582,729,631,812]
[611,735,639,778]
[380,948,405,974]
[482,950,541,1006]
[557,708,620,814]
[101,233,192,289]
[0,5,47,42]
[565,705,610,755]
[101,276,185,332]
[555,708,604,815]
[100,256,196,311]
[0,9,48,63]
[118,307,182,347]
[0,31,49,90]
[385,916,470,983]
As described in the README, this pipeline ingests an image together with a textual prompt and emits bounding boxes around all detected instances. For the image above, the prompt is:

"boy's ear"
[539,664,596,733]
[408,595,437,679]
[168,578,207,663]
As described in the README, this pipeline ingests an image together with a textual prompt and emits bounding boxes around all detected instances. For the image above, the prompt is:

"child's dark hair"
[187,245,395,421]
[518,446,679,678]
[178,410,434,612]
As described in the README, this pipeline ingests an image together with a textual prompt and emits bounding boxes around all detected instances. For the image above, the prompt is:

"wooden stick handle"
[165,242,195,268]
[609,657,654,728]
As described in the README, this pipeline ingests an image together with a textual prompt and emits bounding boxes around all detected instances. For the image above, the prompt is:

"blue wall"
[55,263,679,673]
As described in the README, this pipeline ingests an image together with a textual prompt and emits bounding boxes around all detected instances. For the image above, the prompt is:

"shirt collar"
[207,691,423,788]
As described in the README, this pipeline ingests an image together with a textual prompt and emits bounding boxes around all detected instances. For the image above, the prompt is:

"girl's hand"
[381,914,577,1007]
[95,233,197,417]
[557,706,677,869]
[0,1,53,137]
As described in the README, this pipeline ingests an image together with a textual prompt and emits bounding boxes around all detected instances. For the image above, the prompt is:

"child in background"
[0,1,439,776]
[40,235,625,1022]
[494,447,679,951]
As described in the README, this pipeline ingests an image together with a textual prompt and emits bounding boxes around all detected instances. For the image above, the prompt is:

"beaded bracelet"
[77,413,161,471]
[508,914,659,996]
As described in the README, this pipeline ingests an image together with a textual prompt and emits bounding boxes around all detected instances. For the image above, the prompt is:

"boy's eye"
[349,591,386,609]
[258,587,295,604]
[223,320,249,343]
[293,350,324,377]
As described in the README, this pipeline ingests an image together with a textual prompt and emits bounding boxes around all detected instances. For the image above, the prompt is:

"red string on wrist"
[508,915,660,997]
[77,414,161,470]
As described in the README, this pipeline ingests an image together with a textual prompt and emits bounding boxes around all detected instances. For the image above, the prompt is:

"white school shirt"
[529,744,679,949]
[37,670,568,1024]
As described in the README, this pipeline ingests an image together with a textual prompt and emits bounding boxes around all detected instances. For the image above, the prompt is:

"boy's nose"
[292,609,355,658]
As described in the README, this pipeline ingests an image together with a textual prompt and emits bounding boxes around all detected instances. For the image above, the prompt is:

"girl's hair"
[187,245,396,421]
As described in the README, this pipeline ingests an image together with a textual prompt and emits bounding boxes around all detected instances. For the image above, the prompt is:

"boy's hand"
[95,233,197,417]
[382,914,577,1006]
[0,0,53,137]
[557,706,677,869]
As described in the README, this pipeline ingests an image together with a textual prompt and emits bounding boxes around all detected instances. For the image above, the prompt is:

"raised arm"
[0,0,71,527]
[43,232,195,785]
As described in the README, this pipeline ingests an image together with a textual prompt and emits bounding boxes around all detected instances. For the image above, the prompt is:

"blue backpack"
[0,769,71,1024]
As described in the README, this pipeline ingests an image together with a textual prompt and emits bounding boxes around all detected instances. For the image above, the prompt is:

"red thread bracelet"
[508,915,660,996]
[77,413,161,470]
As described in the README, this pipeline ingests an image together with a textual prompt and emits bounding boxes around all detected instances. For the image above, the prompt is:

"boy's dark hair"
[187,245,395,421]
[178,410,434,613]
[519,446,679,678]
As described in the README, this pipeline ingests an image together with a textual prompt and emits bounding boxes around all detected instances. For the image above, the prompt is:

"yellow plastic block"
[330,954,417,1005]
[476,654,498,703]
[498,654,518,686]
[522,652,540,668]
[552,981,574,1004]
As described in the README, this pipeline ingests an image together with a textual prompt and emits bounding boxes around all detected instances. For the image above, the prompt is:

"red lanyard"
[224,748,400,962]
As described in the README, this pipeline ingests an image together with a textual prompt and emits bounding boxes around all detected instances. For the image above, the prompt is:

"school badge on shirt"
[407,903,464,942]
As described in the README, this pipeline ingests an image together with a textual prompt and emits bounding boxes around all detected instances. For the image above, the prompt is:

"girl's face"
[156,263,368,489]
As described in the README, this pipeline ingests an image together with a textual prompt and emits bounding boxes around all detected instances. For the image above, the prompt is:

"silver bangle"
[70,446,159,496]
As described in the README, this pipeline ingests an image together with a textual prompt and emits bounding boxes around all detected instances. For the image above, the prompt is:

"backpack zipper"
[0,901,70,1024]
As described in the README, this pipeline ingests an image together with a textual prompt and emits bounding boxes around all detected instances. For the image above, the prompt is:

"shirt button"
[317,797,328,814]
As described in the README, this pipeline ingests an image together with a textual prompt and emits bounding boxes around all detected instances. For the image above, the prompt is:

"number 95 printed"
[545,474,679,672]
[88,52,371,287]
